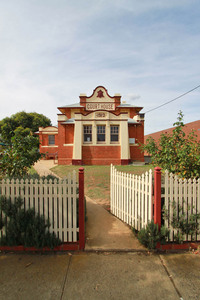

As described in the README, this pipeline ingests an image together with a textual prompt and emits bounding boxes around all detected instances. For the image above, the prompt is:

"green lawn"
[51,164,153,209]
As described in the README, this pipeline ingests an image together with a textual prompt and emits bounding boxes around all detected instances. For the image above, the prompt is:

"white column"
[73,120,82,160]
[120,120,130,160]
[106,120,110,144]
[93,121,97,145]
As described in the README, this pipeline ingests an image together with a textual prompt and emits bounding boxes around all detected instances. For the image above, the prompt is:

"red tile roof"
[144,120,200,155]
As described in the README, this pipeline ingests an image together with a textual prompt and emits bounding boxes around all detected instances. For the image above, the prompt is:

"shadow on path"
[85,196,145,251]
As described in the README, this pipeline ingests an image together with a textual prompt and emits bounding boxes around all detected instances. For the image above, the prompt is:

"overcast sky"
[0,0,199,134]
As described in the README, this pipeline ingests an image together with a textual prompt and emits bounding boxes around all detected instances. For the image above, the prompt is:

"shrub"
[163,201,200,243]
[137,220,169,250]
[0,196,61,249]
[142,111,200,179]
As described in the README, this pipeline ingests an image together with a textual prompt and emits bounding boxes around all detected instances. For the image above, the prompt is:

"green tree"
[0,127,41,177]
[142,111,200,179]
[0,111,51,142]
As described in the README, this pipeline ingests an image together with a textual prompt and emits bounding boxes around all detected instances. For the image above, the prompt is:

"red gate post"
[154,167,162,230]
[79,167,85,250]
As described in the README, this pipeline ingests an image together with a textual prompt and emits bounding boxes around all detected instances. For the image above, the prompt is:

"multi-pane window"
[48,135,55,145]
[110,126,119,142]
[97,125,106,142]
[84,125,92,142]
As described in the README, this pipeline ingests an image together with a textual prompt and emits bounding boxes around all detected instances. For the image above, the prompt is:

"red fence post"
[79,167,85,250]
[154,167,162,230]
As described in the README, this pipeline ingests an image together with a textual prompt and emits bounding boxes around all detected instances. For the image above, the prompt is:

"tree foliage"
[0,111,51,142]
[142,111,200,179]
[0,111,51,177]
[0,127,41,177]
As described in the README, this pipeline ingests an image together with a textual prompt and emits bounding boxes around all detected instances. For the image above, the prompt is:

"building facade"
[38,86,145,165]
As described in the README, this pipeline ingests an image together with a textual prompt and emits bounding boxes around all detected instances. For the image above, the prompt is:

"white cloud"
[0,0,200,134]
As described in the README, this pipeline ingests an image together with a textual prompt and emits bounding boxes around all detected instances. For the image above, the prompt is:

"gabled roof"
[144,120,200,144]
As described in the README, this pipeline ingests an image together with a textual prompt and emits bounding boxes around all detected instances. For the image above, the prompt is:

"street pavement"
[0,251,200,300]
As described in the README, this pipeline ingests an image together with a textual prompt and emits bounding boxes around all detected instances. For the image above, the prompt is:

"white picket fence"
[0,172,79,242]
[110,164,153,230]
[162,170,200,242]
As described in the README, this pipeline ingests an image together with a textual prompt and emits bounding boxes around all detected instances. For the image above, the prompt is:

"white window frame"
[97,125,106,143]
[110,125,119,143]
[83,125,92,143]
[48,135,55,145]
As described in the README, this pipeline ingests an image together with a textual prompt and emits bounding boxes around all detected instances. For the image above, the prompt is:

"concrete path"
[1,252,200,300]
[85,196,145,251]
[33,160,60,178]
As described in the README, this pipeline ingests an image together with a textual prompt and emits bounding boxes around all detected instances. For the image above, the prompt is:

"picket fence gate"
[110,164,153,231]
[0,172,79,243]
[162,170,200,242]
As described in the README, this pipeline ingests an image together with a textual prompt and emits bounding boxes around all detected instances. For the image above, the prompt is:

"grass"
[28,166,38,175]
[51,164,153,209]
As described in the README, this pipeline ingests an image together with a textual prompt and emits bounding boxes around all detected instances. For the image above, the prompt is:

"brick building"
[38,86,145,165]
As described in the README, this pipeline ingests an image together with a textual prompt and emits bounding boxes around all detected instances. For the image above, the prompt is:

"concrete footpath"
[0,251,200,300]
[33,160,60,178]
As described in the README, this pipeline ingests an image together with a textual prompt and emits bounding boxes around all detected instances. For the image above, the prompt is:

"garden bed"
[0,242,80,253]
[156,242,200,251]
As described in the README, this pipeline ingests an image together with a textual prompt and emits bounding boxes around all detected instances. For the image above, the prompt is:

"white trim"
[41,145,58,148]
[82,144,119,146]
[63,144,74,146]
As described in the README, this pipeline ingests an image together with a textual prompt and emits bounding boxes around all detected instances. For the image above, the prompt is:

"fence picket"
[198,178,200,240]
[131,174,135,228]
[0,174,79,243]
[72,170,78,242]
[110,165,153,231]
[141,174,144,228]
[148,169,152,222]
[162,171,200,242]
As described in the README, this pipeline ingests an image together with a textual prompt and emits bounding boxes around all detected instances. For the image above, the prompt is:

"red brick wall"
[65,124,74,144]
[129,108,137,118]
[130,146,144,162]
[58,123,74,164]
[128,123,144,143]
[128,123,144,161]
[40,146,58,158]
[128,125,137,138]
[39,131,58,159]
[39,134,58,146]
[58,122,65,147]
[82,146,121,165]
[58,146,73,165]
[64,108,71,119]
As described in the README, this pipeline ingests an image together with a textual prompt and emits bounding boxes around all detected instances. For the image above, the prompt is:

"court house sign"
[86,103,115,111]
